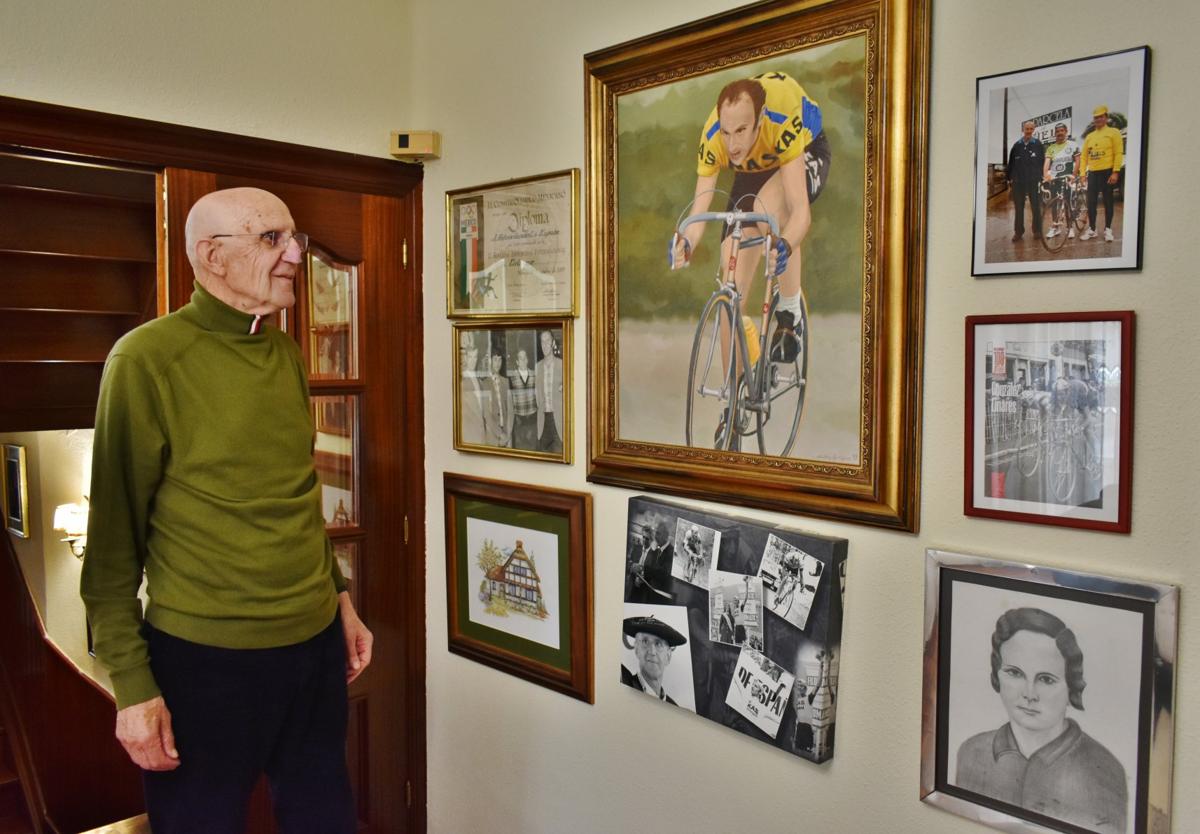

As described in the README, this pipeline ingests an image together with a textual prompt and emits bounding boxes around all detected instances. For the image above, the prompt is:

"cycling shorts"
[721,131,830,240]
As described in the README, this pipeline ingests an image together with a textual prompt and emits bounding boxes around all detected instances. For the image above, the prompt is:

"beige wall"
[409,1,1199,833]
[3,0,1198,832]
[0,0,412,156]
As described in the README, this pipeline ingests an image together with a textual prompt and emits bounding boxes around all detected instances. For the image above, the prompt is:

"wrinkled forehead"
[226,193,294,233]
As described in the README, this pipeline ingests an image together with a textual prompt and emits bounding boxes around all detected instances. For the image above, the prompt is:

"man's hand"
[766,237,792,277]
[668,233,692,270]
[115,695,180,771]
[339,591,373,684]
[1107,172,1119,185]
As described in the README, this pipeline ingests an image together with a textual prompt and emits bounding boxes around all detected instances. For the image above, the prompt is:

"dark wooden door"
[165,169,426,833]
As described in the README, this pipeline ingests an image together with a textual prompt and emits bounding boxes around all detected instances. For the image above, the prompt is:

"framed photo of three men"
[972,47,1149,276]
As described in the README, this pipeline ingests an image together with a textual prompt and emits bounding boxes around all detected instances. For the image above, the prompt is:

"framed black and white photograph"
[453,320,570,464]
[972,46,1148,276]
[965,312,1134,533]
[921,549,1178,834]
[620,496,847,763]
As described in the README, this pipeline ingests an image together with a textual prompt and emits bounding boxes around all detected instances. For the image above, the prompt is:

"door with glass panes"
[166,169,425,834]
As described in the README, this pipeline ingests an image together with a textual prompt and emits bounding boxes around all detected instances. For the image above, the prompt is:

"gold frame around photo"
[452,319,573,464]
[445,169,581,319]
[584,0,930,531]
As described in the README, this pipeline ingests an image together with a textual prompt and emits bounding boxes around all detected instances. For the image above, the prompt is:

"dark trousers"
[1011,181,1042,236]
[539,414,562,453]
[143,617,355,834]
[1087,168,1115,230]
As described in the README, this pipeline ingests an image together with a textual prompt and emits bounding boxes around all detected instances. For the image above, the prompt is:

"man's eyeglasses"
[209,230,310,253]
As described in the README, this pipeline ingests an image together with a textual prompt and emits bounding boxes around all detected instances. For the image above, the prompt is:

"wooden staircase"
[0,714,33,834]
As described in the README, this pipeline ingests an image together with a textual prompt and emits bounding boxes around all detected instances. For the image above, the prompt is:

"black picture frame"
[972,46,1149,276]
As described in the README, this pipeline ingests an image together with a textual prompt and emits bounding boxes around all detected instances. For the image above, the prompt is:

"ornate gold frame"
[584,0,929,531]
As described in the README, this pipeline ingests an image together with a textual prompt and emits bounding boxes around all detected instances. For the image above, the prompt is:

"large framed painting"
[972,47,1149,276]
[921,549,1178,834]
[621,496,847,763]
[444,473,593,703]
[584,0,930,531]
[965,311,1134,533]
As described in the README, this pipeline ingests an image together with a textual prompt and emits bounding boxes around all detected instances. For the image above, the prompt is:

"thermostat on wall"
[389,130,441,160]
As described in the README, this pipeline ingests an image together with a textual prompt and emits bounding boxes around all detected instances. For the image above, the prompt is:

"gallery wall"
[407,0,1198,832]
[1,0,1196,832]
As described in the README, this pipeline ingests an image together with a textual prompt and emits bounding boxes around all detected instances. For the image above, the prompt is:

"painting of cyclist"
[668,72,831,360]
[1041,123,1080,241]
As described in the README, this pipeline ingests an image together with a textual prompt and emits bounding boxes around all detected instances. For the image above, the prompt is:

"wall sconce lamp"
[53,502,89,559]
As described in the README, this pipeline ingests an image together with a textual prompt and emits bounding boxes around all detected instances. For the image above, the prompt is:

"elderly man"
[626,519,674,604]
[620,615,688,705]
[81,187,372,833]
[1007,120,1045,242]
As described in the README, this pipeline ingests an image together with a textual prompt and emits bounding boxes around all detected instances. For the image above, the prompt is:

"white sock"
[777,292,802,318]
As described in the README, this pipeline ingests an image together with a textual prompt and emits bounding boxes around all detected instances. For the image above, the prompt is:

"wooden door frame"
[0,95,428,832]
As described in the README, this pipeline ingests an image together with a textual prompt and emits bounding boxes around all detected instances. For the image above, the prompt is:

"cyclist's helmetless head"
[1054,124,1068,142]
[717,79,767,166]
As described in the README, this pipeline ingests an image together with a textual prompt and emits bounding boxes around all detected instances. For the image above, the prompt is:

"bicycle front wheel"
[1041,193,1068,252]
[1071,185,1089,231]
[1016,408,1042,478]
[685,293,742,451]
[753,294,809,456]
[1047,413,1077,503]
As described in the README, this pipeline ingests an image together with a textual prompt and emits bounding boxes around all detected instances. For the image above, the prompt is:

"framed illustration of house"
[444,473,593,702]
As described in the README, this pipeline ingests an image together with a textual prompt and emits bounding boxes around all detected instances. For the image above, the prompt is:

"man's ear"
[195,239,227,277]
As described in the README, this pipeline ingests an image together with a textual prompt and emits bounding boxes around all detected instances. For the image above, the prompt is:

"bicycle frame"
[678,209,808,455]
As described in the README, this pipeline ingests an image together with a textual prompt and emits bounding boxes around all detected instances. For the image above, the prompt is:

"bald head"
[185,188,290,272]
[185,187,301,315]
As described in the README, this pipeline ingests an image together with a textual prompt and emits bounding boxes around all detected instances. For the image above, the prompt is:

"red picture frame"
[964,311,1134,533]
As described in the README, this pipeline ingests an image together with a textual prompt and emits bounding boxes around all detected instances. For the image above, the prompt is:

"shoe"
[769,310,799,363]
[1046,228,1059,239]
[1081,228,1096,240]
[1068,228,1076,239]
[1011,233,1023,242]
[1104,228,1114,242]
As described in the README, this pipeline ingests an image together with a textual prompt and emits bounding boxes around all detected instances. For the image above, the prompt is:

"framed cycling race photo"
[964,312,1134,533]
[920,549,1178,834]
[972,47,1150,276]
[584,0,930,532]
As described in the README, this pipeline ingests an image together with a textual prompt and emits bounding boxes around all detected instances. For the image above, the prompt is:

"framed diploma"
[446,169,580,318]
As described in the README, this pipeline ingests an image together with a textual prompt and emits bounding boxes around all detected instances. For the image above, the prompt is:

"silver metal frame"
[920,548,1178,834]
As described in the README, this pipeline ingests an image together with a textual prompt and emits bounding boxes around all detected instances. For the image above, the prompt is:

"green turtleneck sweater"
[81,283,346,709]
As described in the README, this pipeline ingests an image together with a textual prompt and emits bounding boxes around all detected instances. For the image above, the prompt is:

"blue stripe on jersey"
[764,108,788,124]
[802,97,822,137]
[706,121,721,140]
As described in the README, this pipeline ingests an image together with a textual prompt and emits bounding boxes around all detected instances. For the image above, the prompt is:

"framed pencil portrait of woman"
[921,550,1177,834]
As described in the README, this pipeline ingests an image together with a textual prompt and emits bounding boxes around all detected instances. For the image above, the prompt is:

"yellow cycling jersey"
[1080,125,1124,174]
[696,72,822,177]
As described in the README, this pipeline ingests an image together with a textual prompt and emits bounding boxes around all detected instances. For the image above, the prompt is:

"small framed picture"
[452,320,570,463]
[972,46,1149,275]
[444,473,593,703]
[3,444,29,538]
[965,312,1133,533]
[445,169,579,318]
[921,549,1178,834]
